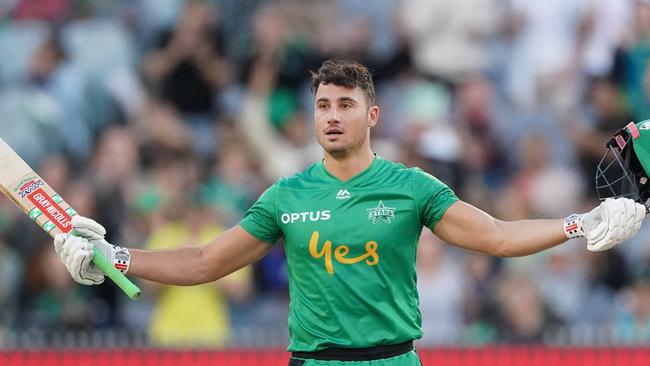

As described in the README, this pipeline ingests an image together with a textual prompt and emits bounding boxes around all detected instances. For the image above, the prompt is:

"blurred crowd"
[1,0,650,348]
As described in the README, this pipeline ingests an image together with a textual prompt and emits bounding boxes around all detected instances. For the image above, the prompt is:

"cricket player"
[55,60,646,365]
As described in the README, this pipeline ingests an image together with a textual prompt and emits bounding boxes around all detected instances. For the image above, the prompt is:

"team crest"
[367,201,395,224]
[639,120,650,130]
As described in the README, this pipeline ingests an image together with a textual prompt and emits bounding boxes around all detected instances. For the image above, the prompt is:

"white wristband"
[564,213,585,239]
[113,246,131,274]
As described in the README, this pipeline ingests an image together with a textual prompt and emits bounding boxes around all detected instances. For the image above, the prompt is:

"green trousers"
[289,350,422,365]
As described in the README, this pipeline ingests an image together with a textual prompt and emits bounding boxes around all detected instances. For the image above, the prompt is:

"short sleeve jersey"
[239,156,458,352]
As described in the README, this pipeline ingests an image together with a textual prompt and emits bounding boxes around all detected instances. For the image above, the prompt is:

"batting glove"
[54,234,105,285]
[71,215,131,274]
[564,197,646,252]
[53,216,131,285]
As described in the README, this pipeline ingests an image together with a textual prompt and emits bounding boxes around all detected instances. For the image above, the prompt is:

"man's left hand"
[582,198,646,252]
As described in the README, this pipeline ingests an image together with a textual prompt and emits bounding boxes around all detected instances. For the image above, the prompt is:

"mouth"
[324,128,344,142]
[324,128,344,137]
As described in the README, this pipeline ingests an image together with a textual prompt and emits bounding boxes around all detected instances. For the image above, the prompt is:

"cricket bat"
[0,137,141,300]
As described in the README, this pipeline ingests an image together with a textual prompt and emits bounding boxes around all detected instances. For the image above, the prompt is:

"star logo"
[367,201,396,224]
[640,121,650,130]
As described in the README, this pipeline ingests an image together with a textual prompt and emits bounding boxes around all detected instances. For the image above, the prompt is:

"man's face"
[314,83,378,157]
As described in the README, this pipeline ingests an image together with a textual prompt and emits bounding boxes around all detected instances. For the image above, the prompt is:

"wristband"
[113,246,131,274]
[564,213,585,239]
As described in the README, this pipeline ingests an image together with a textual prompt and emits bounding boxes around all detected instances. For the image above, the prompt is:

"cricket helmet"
[596,120,650,209]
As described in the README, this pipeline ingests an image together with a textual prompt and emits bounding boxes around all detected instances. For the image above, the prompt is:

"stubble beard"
[319,137,349,160]
[319,133,366,161]
[326,147,350,160]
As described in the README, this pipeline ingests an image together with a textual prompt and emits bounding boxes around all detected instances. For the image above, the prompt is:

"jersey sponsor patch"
[367,201,396,224]
[281,210,331,224]
[309,231,379,274]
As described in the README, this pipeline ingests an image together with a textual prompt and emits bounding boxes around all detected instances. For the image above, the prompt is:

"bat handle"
[92,247,141,300]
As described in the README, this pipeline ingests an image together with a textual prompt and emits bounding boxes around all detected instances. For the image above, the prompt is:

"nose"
[326,106,342,124]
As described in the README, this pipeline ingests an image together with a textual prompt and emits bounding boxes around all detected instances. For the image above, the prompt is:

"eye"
[342,103,353,109]
[318,104,329,110]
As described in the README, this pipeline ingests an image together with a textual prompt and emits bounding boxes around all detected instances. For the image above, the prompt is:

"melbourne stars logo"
[640,120,650,130]
[367,201,396,224]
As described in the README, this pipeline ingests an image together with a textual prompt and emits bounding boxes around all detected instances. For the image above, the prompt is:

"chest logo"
[336,189,351,200]
[281,210,331,224]
[309,231,379,275]
[367,201,395,224]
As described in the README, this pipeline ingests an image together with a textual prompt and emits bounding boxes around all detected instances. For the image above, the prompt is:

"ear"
[368,105,380,128]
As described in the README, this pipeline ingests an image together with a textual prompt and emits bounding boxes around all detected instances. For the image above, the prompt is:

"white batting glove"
[564,197,646,252]
[71,215,131,274]
[54,234,105,285]
[71,215,106,241]
[53,216,132,285]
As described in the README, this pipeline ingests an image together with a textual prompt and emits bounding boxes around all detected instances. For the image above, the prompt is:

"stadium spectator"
[144,203,253,347]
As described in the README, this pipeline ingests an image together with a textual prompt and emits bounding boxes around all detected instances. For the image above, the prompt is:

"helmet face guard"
[596,121,650,210]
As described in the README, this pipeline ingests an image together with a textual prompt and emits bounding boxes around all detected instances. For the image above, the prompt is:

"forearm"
[58,218,274,288]
[436,198,645,258]
[126,225,272,286]
[142,50,182,82]
[490,219,566,257]
[128,246,211,286]
[239,93,296,179]
[434,201,568,257]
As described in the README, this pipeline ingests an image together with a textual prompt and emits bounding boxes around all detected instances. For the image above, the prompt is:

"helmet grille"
[595,129,650,207]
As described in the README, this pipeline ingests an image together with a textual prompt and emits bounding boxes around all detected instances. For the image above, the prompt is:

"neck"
[323,147,375,182]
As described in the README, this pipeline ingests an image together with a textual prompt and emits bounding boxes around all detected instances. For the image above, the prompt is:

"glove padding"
[54,234,105,285]
[583,197,646,252]
[54,216,124,285]
[71,216,114,260]
[71,215,106,241]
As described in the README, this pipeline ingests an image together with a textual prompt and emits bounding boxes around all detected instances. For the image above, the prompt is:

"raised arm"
[433,198,645,257]
[239,90,300,180]
[54,217,273,286]
[433,201,566,257]
[128,225,272,285]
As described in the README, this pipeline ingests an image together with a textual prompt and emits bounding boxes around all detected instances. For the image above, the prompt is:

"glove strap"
[564,213,585,239]
[112,246,131,274]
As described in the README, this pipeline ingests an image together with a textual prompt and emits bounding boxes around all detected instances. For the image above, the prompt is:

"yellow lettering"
[334,245,352,262]
[365,241,379,265]
[309,231,380,274]
[309,231,334,274]
[334,243,379,267]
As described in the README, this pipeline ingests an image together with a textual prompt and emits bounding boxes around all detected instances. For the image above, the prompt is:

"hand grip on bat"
[91,247,141,300]
[69,230,141,300]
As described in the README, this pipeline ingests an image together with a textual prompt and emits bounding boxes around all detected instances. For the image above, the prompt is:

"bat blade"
[0,139,75,236]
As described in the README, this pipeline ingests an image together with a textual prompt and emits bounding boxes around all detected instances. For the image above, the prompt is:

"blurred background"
[1,0,650,358]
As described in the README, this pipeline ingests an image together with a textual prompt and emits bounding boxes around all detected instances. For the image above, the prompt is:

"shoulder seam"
[411,169,422,226]
[274,183,280,228]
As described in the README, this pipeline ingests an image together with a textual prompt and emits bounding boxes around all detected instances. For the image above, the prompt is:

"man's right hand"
[53,216,131,285]
[54,234,105,285]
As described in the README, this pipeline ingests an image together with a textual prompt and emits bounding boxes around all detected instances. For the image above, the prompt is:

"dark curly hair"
[310,59,375,107]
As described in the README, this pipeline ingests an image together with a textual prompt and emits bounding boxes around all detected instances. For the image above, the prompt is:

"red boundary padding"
[1,347,650,366]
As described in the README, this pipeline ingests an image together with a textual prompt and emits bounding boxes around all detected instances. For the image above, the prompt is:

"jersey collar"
[316,154,383,187]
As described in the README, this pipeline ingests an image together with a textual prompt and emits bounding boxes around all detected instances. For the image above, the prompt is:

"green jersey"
[239,156,458,352]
